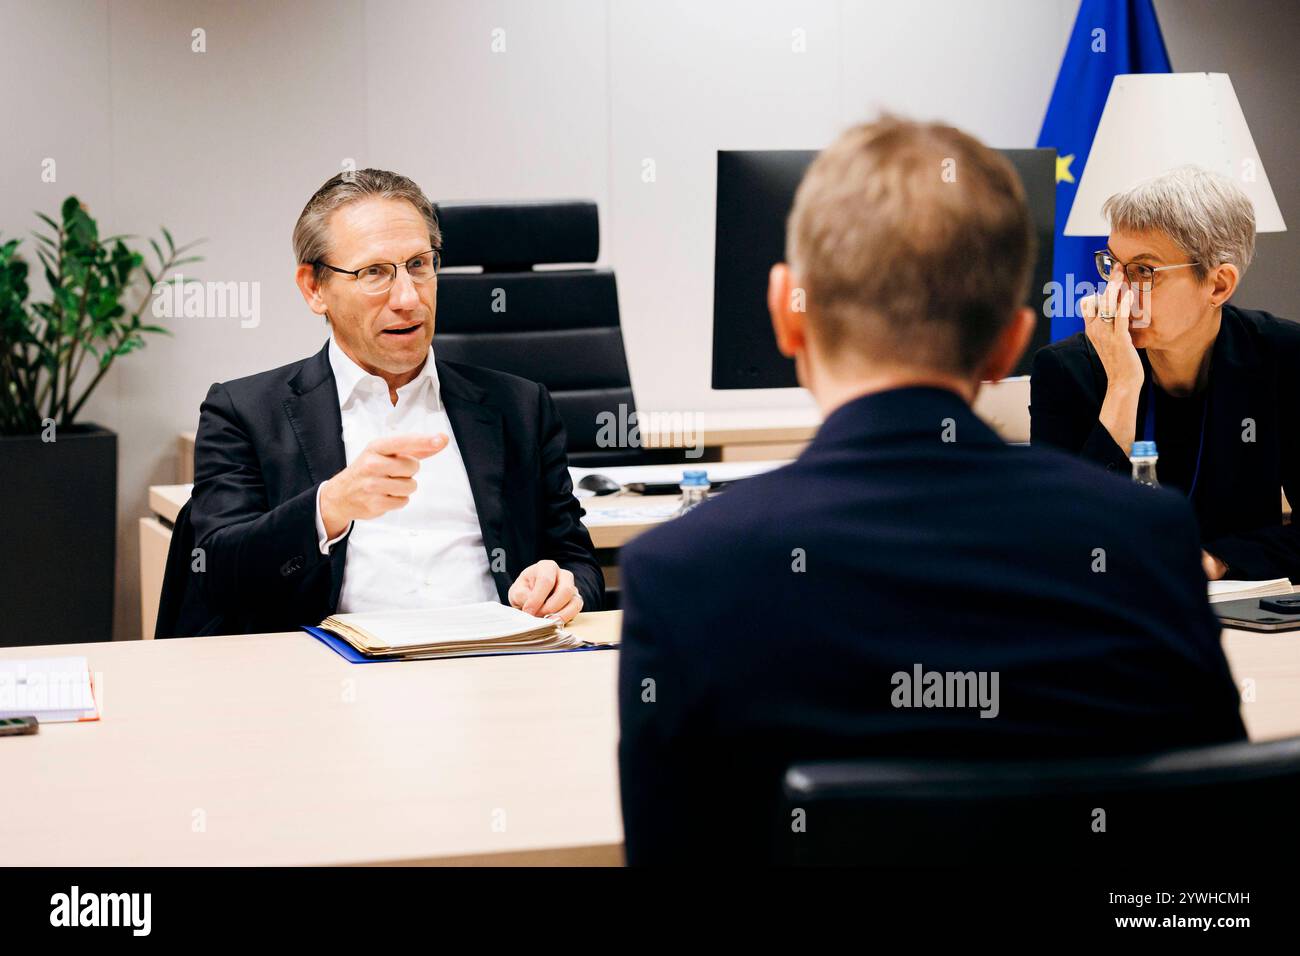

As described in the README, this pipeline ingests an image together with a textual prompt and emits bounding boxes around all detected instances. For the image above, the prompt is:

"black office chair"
[433,199,688,468]
[153,499,220,639]
[778,737,1300,865]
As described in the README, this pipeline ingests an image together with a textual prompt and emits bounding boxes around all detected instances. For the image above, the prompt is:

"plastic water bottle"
[1130,441,1159,488]
[676,470,710,516]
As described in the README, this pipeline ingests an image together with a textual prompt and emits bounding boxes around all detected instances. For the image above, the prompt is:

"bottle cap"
[1130,441,1158,458]
[681,470,709,486]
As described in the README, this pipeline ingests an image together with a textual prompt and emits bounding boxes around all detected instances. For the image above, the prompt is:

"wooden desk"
[1220,629,1300,743]
[148,483,190,526]
[0,612,624,867]
[178,414,817,475]
[175,415,820,478]
[141,484,698,637]
[1,612,1294,865]
[172,378,1032,472]
[146,482,673,552]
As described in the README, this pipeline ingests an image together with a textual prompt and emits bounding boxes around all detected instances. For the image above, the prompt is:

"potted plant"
[0,197,199,644]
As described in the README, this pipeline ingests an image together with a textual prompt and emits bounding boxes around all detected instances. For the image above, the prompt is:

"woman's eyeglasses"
[1094,249,1198,286]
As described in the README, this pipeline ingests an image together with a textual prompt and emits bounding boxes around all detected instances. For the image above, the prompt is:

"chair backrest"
[433,200,642,467]
[779,737,1300,864]
[153,499,197,639]
[154,499,223,639]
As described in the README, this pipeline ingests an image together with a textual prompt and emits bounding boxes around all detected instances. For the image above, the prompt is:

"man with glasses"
[1031,166,1300,583]
[185,169,602,635]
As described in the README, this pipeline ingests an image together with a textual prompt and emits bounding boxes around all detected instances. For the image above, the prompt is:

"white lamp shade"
[1064,72,1286,235]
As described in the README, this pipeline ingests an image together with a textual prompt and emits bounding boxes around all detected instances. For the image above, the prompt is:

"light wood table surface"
[1220,628,1300,743]
[142,484,685,637]
[0,612,623,867]
[172,378,1033,476]
[5,611,1294,866]
[148,482,679,552]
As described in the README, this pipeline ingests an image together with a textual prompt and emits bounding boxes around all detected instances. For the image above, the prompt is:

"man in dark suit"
[617,117,1245,864]
[180,169,601,636]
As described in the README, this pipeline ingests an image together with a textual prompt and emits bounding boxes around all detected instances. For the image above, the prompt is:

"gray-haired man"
[181,170,602,636]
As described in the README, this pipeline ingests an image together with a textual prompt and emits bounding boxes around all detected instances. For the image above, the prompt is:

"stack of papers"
[0,657,100,723]
[581,502,682,525]
[569,459,788,489]
[1207,579,1294,604]
[316,602,588,660]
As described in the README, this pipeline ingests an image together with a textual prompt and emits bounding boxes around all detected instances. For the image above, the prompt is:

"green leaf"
[170,239,206,256]
[60,196,82,223]
[36,249,58,292]
[6,200,199,426]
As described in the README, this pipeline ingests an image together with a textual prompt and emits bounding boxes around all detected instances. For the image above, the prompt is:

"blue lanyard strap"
[1143,377,1210,500]
[1142,378,1156,442]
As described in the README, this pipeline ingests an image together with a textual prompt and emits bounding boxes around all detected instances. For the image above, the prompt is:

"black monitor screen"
[711,148,1056,390]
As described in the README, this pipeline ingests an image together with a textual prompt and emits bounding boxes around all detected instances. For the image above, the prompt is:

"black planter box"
[0,424,117,645]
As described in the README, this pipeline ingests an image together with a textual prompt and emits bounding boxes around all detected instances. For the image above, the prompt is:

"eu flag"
[1038,0,1171,340]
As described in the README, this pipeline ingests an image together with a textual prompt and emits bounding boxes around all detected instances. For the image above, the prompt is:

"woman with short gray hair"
[1031,165,1300,583]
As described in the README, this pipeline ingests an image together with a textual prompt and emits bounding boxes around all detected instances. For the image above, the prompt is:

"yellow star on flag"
[1056,153,1076,184]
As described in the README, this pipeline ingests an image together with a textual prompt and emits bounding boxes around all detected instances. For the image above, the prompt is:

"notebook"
[0,656,100,723]
[1207,578,1294,604]
[313,602,606,660]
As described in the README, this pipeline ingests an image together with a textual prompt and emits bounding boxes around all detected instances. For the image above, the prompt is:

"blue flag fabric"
[1037,0,1171,340]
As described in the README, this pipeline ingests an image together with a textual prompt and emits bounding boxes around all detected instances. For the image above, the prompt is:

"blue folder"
[302,625,616,664]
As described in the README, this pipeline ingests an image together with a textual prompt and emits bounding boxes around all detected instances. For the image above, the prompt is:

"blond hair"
[786,117,1034,375]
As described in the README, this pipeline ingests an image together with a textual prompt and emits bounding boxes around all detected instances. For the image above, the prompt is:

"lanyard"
[1143,377,1210,500]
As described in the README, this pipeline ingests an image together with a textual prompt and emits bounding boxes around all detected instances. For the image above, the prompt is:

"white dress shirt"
[314,337,500,613]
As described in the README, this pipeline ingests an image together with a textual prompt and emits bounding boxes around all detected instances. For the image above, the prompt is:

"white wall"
[1,0,1077,639]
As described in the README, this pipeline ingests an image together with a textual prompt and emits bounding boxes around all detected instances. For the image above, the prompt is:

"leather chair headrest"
[436,200,599,269]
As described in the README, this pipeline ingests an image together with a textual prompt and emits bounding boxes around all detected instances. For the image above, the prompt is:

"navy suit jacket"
[617,386,1245,864]
[182,341,602,636]
[1031,305,1300,581]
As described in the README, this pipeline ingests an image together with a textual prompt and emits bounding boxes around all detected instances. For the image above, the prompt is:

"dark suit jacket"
[617,387,1245,864]
[175,341,602,636]
[1031,305,1300,581]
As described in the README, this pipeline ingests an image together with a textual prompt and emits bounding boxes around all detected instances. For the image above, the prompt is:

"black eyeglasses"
[315,249,441,295]
[1094,249,1198,286]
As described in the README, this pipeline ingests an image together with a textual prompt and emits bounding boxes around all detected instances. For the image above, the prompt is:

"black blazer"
[177,342,603,636]
[1031,305,1300,581]
[617,387,1245,864]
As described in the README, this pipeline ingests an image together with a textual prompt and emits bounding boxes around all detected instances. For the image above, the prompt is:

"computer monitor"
[711,148,1056,390]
